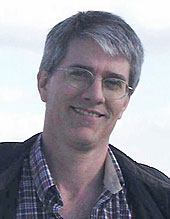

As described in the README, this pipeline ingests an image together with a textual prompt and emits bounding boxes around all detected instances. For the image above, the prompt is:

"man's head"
[39,11,144,92]
[38,11,144,149]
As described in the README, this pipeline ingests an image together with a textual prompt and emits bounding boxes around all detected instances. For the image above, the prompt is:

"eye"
[69,69,89,81]
[104,78,125,91]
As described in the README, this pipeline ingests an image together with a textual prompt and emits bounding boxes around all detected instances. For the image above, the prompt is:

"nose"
[81,78,105,105]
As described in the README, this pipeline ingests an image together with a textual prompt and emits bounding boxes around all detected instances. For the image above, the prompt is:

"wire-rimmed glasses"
[56,67,133,100]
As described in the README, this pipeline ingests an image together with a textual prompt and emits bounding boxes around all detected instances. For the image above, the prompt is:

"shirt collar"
[103,147,123,194]
[29,133,56,203]
[30,134,123,202]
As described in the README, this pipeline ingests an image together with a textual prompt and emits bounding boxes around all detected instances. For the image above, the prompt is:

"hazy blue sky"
[1,0,170,176]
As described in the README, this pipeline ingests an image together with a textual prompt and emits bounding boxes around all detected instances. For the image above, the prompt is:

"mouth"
[71,106,105,118]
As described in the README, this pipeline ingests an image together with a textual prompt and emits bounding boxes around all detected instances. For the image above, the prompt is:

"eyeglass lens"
[65,68,128,99]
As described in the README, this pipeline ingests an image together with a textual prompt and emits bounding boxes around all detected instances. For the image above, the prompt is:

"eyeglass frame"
[54,67,134,100]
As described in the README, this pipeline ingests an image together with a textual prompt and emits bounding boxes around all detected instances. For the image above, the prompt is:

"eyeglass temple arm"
[128,86,134,95]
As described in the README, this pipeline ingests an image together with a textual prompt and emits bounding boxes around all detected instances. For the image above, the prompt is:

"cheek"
[108,100,126,118]
[46,85,80,111]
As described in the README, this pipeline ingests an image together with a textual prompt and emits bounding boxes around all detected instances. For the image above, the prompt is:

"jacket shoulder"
[109,144,170,186]
[0,133,40,173]
[138,163,170,183]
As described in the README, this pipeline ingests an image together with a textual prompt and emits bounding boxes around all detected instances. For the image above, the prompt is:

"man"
[0,11,169,219]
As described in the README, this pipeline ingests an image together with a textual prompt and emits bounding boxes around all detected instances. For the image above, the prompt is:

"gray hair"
[39,11,144,91]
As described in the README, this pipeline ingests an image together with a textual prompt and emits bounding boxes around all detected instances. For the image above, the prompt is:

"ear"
[37,71,49,102]
[118,96,130,119]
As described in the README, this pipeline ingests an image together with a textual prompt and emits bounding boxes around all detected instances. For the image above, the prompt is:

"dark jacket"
[0,134,170,219]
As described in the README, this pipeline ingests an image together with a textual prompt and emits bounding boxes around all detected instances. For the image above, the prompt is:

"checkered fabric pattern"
[16,134,133,218]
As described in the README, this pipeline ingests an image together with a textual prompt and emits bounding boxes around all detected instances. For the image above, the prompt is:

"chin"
[67,128,107,152]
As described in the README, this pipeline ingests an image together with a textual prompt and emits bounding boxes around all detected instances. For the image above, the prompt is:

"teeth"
[73,107,101,118]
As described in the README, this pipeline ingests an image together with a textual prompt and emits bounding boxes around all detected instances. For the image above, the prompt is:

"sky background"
[1,0,170,176]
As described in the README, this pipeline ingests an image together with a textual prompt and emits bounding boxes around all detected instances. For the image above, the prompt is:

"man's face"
[38,38,130,150]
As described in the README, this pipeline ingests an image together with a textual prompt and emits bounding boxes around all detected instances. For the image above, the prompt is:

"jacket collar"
[0,134,39,189]
[109,144,170,189]
[109,144,170,219]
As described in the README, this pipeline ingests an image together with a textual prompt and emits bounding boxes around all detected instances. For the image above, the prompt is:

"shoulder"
[109,145,170,218]
[138,163,170,183]
[0,133,40,172]
[109,144,170,186]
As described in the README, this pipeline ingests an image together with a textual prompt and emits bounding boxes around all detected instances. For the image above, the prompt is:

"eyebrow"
[69,64,127,81]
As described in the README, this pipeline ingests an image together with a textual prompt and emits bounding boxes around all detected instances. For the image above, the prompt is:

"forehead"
[59,38,130,81]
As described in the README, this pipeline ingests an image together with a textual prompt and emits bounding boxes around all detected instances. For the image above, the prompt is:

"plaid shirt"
[16,134,133,218]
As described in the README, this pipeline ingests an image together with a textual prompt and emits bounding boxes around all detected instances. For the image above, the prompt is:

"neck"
[42,131,108,197]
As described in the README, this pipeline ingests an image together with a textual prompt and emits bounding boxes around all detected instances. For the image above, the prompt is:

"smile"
[72,107,104,118]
